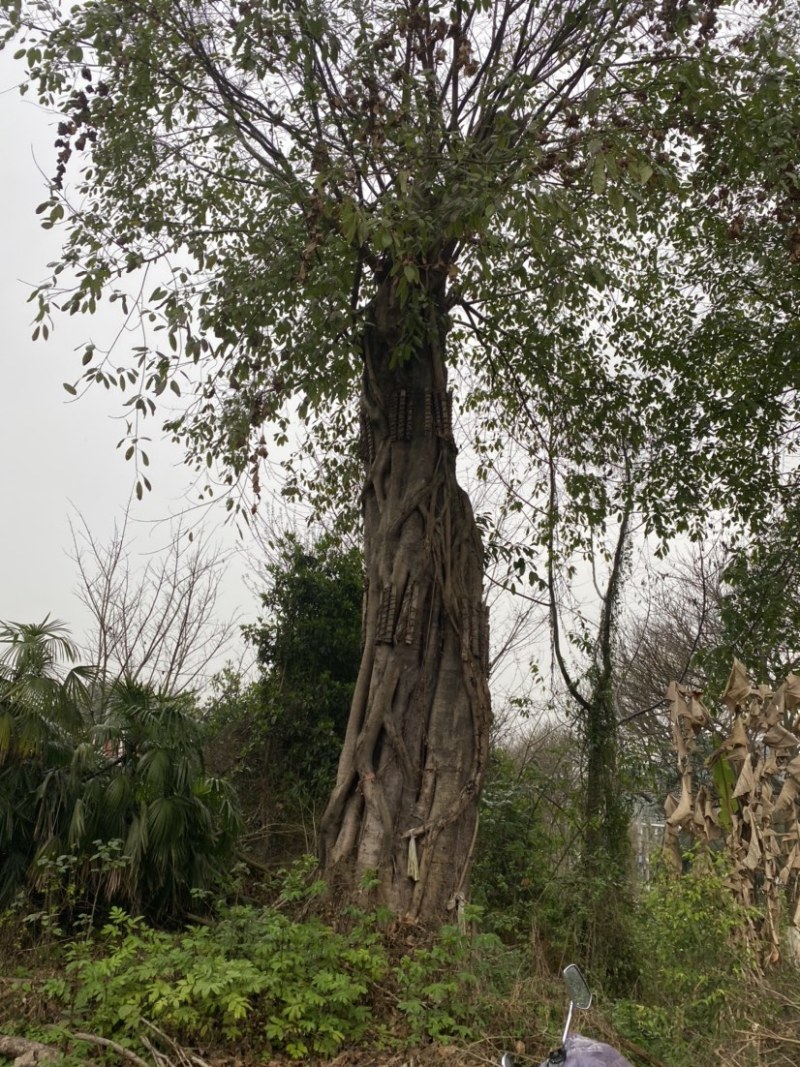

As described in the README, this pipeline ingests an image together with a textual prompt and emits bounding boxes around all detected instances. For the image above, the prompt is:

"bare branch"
[71,508,238,694]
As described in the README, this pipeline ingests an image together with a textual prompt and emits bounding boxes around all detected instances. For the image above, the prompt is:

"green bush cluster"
[612,853,758,1063]
[4,842,797,1067]
[33,892,524,1061]
[204,535,362,859]
[394,920,524,1043]
[470,743,601,967]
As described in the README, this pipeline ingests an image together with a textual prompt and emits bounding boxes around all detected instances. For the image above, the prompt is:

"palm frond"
[0,617,78,675]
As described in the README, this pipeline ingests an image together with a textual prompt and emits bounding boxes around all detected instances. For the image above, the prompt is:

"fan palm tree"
[0,619,239,919]
[0,618,95,907]
[89,677,240,915]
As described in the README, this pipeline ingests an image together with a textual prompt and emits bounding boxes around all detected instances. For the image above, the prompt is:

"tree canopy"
[1,0,796,528]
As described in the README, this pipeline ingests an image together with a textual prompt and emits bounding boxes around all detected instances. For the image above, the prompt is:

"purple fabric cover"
[538,1035,634,1067]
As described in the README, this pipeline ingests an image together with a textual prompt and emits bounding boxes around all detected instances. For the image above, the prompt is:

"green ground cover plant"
[44,903,388,1060]
[9,899,527,1062]
[1,851,799,1067]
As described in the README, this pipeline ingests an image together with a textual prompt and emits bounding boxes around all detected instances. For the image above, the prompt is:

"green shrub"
[471,745,578,945]
[0,620,240,923]
[205,536,363,863]
[613,852,758,1065]
[394,921,525,1043]
[35,889,529,1061]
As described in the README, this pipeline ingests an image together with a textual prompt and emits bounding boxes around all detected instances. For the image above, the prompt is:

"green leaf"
[607,185,624,212]
[637,161,654,185]
[592,157,606,195]
[711,758,738,832]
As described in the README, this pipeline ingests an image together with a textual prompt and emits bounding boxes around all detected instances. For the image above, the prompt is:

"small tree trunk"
[580,501,634,986]
[584,678,629,872]
[583,496,632,873]
[319,271,491,925]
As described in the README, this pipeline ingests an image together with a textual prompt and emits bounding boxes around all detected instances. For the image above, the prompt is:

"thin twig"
[141,1033,170,1067]
[737,1027,800,1047]
[142,1018,214,1067]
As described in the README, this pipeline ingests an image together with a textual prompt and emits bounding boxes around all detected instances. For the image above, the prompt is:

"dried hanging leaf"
[763,902,782,966]
[706,791,721,822]
[693,786,722,841]
[708,715,750,767]
[762,691,783,727]
[692,790,707,829]
[763,752,781,776]
[687,694,710,730]
[779,844,800,885]
[723,659,752,712]
[666,664,800,968]
[407,836,420,881]
[733,754,758,799]
[763,723,798,749]
[744,827,762,870]
[667,773,693,827]
[668,685,691,760]
[672,724,690,761]
[762,825,780,861]
[783,674,800,711]
[773,776,800,816]
[662,824,683,875]
[668,682,709,747]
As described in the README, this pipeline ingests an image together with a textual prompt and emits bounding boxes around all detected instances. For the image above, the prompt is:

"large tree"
[3,0,799,922]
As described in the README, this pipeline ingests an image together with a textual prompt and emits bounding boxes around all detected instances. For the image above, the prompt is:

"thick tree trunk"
[319,272,492,926]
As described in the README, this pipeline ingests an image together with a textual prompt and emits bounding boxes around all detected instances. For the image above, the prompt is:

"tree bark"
[319,270,492,925]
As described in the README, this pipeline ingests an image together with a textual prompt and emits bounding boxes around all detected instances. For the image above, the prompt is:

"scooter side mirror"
[562,964,592,1010]
[559,964,593,1047]
[500,1054,515,1067]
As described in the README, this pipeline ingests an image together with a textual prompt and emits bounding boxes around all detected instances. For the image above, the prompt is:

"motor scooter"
[501,964,633,1066]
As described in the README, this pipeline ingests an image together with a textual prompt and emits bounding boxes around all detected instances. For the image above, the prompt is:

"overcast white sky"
[0,48,257,678]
